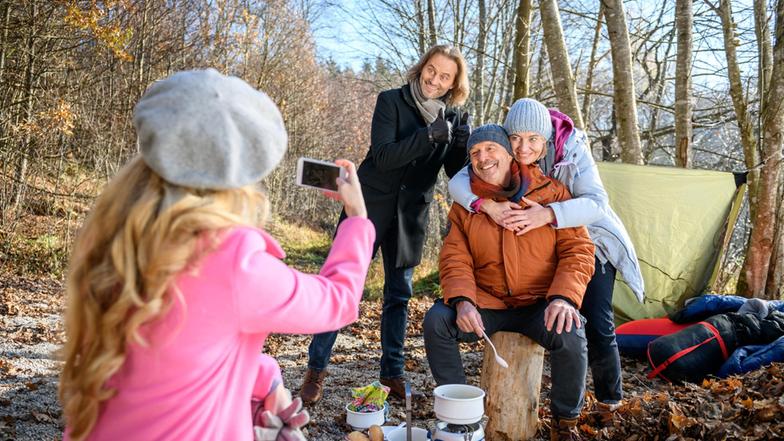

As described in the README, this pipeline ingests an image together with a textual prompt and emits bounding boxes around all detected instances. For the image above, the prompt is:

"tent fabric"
[597,162,739,324]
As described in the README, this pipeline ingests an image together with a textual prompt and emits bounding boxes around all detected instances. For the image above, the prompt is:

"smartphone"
[296,157,346,193]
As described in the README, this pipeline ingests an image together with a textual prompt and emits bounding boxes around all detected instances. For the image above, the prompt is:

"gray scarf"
[409,78,447,124]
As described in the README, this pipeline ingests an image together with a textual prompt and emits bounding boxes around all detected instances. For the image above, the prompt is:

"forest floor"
[1,218,783,440]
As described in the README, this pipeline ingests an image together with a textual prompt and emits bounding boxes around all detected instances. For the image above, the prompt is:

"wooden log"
[479,331,544,441]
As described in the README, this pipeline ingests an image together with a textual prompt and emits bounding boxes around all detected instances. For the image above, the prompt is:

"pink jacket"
[67,217,375,441]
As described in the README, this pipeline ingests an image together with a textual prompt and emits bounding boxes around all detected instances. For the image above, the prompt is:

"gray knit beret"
[466,124,512,156]
[504,98,553,140]
[134,68,287,189]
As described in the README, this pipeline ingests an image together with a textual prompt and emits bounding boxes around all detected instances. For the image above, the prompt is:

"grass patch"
[1,231,69,277]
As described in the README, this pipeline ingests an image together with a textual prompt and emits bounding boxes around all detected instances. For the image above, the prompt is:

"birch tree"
[674,0,693,168]
[710,0,759,200]
[512,0,532,101]
[11,1,38,207]
[602,0,643,164]
[741,0,784,299]
[474,0,487,123]
[581,3,604,129]
[427,0,436,46]
[540,0,583,129]
[416,0,426,54]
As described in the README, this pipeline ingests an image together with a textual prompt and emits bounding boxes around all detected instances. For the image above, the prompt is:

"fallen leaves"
[563,362,784,440]
[4,266,784,441]
[703,377,743,395]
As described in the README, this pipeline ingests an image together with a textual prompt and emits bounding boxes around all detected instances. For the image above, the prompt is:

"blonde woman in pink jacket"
[59,69,375,441]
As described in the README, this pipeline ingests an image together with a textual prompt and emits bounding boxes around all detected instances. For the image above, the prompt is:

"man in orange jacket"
[423,124,595,441]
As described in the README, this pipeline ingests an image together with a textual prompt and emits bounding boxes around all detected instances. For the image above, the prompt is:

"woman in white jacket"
[448,98,643,421]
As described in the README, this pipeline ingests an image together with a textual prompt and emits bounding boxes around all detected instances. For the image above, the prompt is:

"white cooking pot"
[345,403,387,430]
[432,384,485,425]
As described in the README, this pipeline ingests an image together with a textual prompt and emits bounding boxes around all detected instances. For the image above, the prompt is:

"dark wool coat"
[356,84,467,268]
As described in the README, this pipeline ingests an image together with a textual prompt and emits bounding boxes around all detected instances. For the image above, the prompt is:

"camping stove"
[432,421,484,441]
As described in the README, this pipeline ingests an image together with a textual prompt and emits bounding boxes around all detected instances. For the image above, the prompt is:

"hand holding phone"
[296,157,346,193]
[296,157,366,218]
[333,159,366,218]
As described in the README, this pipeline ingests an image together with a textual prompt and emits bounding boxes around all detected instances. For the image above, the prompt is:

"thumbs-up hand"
[428,108,452,145]
[452,111,471,151]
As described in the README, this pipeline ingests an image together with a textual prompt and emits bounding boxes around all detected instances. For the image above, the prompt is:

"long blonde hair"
[59,156,268,440]
[406,44,470,107]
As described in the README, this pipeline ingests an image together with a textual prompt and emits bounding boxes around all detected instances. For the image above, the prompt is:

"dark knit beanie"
[466,124,512,156]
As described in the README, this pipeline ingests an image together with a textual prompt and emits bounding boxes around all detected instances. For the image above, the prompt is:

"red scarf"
[468,161,527,202]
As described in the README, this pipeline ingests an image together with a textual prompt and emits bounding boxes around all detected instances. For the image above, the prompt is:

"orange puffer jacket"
[439,163,595,310]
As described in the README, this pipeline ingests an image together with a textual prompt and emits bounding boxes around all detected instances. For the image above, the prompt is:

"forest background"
[0,0,783,302]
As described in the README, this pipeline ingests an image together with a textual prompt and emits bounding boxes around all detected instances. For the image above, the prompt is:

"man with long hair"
[300,44,471,403]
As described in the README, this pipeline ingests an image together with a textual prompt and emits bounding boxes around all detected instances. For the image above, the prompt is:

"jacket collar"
[402,83,416,108]
[522,162,552,195]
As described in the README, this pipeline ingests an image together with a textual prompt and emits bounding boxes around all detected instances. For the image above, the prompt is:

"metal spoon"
[482,332,509,368]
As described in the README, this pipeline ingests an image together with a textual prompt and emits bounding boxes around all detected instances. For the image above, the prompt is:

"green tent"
[597,162,744,324]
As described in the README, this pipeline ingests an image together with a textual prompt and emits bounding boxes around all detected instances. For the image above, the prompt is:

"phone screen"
[301,160,340,191]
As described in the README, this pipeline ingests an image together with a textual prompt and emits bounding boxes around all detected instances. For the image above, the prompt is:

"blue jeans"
[423,299,587,419]
[307,236,414,379]
[581,257,622,404]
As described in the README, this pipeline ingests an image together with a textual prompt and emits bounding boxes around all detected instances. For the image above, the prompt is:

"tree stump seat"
[479,331,544,441]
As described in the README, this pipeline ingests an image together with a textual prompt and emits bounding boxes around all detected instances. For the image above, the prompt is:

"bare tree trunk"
[451,0,460,51]
[454,0,469,50]
[427,0,436,46]
[642,26,674,162]
[582,3,604,128]
[11,2,36,208]
[755,0,774,116]
[512,0,532,101]
[602,109,618,161]
[416,0,426,54]
[540,0,584,129]
[138,0,148,92]
[483,14,513,121]
[602,0,643,164]
[743,0,784,299]
[769,188,784,298]
[754,0,781,189]
[713,0,762,294]
[0,2,10,84]
[713,0,759,194]
[675,0,693,168]
[0,0,10,160]
[474,0,486,123]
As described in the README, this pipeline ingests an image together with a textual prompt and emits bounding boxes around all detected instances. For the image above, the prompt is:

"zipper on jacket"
[524,179,552,198]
